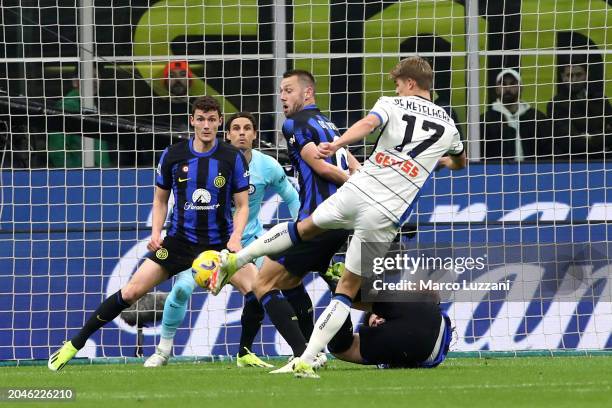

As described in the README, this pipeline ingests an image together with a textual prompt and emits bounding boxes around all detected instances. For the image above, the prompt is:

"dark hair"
[191,96,222,117]
[283,69,316,90]
[390,56,433,91]
[226,111,258,132]
[363,312,373,327]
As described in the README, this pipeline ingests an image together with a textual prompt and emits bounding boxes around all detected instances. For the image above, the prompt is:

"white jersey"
[345,95,464,226]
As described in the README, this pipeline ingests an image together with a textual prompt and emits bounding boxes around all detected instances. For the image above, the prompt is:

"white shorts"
[311,184,398,276]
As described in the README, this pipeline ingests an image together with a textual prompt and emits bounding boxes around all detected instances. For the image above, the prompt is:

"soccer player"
[143,112,301,368]
[214,56,466,377]
[48,96,250,371]
[328,301,452,370]
[213,69,360,368]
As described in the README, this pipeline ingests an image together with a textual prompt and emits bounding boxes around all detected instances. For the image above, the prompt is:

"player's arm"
[149,147,172,251]
[347,150,361,174]
[228,190,249,252]
[287,119,349,185]
[438,151,466,170]
[228,150,250,252]
[331,334,364,364]
[148,187,171,251]
[269,162,301,220]
[327,317,366,365]
[300,142,350,186]
[318,114,381,158]
[438,131,467,170]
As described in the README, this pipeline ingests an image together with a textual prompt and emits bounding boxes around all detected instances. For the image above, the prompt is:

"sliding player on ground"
[213,56,466,377]
[48,96,250,371]
[325,277,452,372]
[144,112,301,368]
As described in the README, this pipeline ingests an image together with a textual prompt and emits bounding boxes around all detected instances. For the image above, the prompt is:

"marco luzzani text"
[371,254,512,292]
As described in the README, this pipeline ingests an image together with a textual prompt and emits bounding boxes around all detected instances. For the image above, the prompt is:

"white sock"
[158,336,174,355]
[235,222,298,268]
[301,297,351,365]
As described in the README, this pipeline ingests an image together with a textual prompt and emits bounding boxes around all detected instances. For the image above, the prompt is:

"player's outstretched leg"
[49,260,167,371]
[48,290,131,371]
[210,222,301,294]
[144,270,195,367]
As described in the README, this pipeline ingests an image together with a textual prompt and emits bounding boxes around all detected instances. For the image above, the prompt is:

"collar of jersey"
[303,104,318,110]
[189,137,219,157]
[249,149,262,163]
[411,95,431,103]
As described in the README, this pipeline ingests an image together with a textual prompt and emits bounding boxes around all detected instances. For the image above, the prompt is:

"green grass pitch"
[1,357,610,408]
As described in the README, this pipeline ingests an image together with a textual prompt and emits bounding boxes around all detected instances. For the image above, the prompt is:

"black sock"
[327,315,354,354]
[238,291,265,357]
[282,284,314,339]
[260,290,307,356]
[71,290,130,350]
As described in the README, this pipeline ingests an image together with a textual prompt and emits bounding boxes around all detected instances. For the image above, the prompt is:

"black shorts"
[269,229,351,278]
[359,302,442,368]
[146,235,226,278]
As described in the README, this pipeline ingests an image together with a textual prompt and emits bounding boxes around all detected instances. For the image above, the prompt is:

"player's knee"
[172,282,193,304]
[230,267,255,295]
[252,277,270,300]
[120,285,144,305]
[336,271,362,299]
[297,218,323,241]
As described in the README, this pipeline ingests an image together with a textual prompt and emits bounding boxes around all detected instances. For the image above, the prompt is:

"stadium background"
[0,0,611,362]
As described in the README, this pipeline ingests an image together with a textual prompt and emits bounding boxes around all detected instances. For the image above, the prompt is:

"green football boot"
[48,341,78,372]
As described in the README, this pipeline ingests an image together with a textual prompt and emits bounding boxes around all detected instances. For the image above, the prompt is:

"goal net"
[0,0,610,361]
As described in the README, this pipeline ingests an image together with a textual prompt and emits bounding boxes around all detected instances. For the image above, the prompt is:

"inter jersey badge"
[155,248,169,260]
[214,175,226,188]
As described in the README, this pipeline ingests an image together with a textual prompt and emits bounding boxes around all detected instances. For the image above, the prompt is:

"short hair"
[226,111,258,132]
[191,96,222,117]
[283,69,316,91]
[390,56,433,91]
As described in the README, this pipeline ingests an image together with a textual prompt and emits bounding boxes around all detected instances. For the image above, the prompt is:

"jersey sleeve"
[283,118,313,153]
[268,158,300,220]
[155,147,172,190]
[369,97,391,128]
[232,150,250,193]
[447,130,465,156]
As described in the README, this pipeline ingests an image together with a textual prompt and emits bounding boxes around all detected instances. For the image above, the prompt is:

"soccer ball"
[192,250,221,288]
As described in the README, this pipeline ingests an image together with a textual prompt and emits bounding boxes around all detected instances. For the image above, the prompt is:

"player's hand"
[317,142,338,158]
[436,156,452,170]
[226,235,242,253]
[147,235,164,252]
[369,314,386,327]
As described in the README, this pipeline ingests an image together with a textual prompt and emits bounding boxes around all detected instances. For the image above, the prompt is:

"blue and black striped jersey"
[282,104,348,220]
[156,138,249,245]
